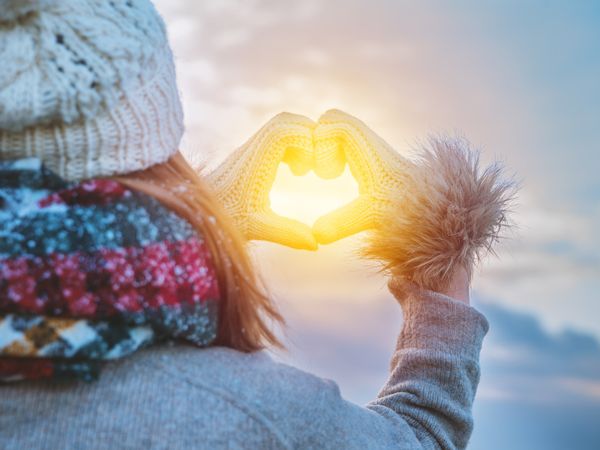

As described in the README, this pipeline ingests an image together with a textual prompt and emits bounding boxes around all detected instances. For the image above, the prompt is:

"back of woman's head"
[114,152,284,352]
[0,0,282,388]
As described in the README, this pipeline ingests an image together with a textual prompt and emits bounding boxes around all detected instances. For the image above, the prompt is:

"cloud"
[471,300,600,450]
[480,301,600,357]
[476,299,600,404]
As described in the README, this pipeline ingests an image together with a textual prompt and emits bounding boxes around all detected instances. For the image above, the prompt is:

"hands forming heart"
[207,108,513,292]
[207,110,415,250]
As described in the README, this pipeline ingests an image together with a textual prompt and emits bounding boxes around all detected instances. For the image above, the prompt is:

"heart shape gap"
[269,163,359,227]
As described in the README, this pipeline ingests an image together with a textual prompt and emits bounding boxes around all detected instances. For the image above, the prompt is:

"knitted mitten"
[206,113,318,250]
[312,109,416,244]
[314,109,514,292]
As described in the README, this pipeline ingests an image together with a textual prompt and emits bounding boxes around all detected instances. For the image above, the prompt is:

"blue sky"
[155,1,600,448]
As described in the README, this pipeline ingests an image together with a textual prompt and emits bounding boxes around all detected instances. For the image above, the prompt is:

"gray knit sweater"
[0,288,488,450]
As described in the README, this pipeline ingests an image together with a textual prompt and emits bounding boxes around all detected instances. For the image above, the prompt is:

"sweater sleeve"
[365,285,489,450]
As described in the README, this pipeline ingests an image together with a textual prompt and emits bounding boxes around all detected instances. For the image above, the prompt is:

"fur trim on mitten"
[364,136,515,292]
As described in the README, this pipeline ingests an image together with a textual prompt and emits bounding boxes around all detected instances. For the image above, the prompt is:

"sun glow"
[269,163,359,226]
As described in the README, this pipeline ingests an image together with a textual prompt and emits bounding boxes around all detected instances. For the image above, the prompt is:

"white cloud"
[558,377,600,400]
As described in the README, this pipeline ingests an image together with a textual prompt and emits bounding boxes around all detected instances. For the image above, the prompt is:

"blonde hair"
[114,152,284,352]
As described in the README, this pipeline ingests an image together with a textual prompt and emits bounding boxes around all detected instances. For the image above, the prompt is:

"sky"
[154,1,600,448]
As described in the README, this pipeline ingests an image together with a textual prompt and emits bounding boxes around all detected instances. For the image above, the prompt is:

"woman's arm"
[307,111,512,448]
[366,275,488,450]
[204,110,513,448]
[270,271,487,450]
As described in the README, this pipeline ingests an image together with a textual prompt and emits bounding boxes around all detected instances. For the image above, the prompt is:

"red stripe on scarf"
[0,358,55,380]
[38,179,130,208]
[0,238,220,317]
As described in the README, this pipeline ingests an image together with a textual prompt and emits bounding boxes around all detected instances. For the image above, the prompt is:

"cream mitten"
[314,109,514,292]
[312,109,416,244]
[206,112,318,250]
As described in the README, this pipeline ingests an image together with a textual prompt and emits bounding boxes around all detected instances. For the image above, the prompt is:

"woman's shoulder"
[139,344,343,411]
[141,344,352,445]
[1,344,346,449]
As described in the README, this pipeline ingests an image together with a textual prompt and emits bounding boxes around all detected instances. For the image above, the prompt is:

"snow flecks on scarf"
[0,159,221,383]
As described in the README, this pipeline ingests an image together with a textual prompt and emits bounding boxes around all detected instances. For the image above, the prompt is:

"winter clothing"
[0,285,489,450]
[311,109,415,244]
[363,132,513,291]
[0,159,219,382]
[210,109,513,293]
[0,0,183,180]
[207,112,319,250]
[0,1,514,448]
[312,109,513,292]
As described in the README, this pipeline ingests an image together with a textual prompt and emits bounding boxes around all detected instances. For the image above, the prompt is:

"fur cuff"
[364,136,515,291]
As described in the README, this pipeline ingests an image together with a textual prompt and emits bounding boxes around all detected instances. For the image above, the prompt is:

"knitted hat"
[0,0,184,180]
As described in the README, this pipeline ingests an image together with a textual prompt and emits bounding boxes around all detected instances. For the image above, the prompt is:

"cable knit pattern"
[206,109,418,249]
[206,112,318,250]
[312,109,415,244]
[0,0,184,180]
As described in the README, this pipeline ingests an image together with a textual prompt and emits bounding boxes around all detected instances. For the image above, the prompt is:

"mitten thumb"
[247,210,317,250]
[312,195,375,244]
[313,124,347,179]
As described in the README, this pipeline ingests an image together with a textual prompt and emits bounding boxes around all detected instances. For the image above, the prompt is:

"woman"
[0,1,511,449]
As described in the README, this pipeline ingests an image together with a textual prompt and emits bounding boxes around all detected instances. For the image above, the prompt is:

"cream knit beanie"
[0,0,184,180]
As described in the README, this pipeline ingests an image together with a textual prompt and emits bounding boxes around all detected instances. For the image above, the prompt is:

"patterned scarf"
[0,159,220,382]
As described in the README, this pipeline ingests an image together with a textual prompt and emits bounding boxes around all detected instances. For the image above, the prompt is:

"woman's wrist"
[388,277,489,354]
[388,264,471,306]
[439,266,471,305]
